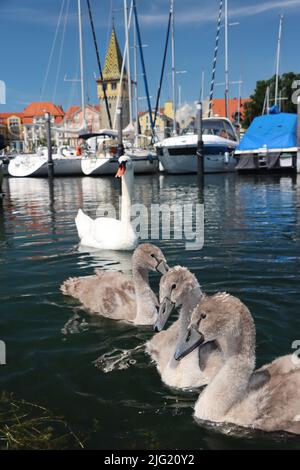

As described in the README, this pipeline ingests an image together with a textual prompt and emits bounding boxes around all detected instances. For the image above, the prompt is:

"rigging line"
[86,0,112,128]
[133,0,155,136]
[52,0,70,103]
[40,0,66,101]
[66,55,80,113]
[153,8,172,131]
[208,0,223,117]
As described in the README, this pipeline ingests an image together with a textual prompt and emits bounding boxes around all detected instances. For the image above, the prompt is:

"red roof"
[0,102,101,127]
[22,102,65,124]
[212,98,251,121]
[22,102,64,117]
[0,112,24,124]
[64,104,101,121]
[64,106,81,120]
[90,104,100,112]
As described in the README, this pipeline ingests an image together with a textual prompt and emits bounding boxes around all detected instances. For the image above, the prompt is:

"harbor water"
[0,173,300,449]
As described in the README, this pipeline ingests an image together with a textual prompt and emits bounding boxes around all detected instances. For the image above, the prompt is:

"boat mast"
[171,0,176,134]
[86,0,112,128]
[78,0,85,126]
[201,70,205,103]
[208,0,223,117]
[134,21,139,145]
[224,0,229,119]
[275,14,284,108]
[124,0,133,124]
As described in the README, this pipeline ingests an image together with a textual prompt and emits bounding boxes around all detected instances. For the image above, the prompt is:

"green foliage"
[243,72,300,128]
[0,392,84,450]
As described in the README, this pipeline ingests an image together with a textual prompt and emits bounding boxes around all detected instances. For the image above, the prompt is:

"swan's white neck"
[194,313,256,422]
[120,169,134,225]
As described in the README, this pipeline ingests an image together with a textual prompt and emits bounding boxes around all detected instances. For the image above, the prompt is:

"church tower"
[97,28,130,129]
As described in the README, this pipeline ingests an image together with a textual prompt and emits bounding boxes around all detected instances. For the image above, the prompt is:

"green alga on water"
[0,392,84,450]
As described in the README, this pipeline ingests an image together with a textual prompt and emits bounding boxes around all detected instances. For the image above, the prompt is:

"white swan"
[75,155,137,251]
[175,293,300,435]
[146,267,223,389]
[61,243,169,325]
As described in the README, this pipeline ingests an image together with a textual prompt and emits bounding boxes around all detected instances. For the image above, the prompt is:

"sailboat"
[80,0,158,176]
[8,0,87,178]
[156,0,239,174]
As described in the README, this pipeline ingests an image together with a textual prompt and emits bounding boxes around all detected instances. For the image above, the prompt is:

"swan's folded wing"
[89,218,123,247]
[61,271,137,321]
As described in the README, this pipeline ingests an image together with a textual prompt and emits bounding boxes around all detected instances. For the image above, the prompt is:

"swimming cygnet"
[146,266,223,389]
[175,293,300,435]
[61,243,168,326]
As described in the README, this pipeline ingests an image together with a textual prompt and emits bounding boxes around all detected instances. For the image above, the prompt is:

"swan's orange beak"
[115,162,126,178]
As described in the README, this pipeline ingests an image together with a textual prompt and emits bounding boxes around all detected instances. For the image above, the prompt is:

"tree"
[243,72,300,128]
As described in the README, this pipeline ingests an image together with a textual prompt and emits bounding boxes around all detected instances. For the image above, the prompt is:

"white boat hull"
[8,154,83,177]
[158,147,237,174]
[81,152,159,176]
[156,119,239,174]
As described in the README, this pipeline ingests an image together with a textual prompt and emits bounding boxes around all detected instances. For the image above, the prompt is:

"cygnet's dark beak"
[174,326,204,361]
[156,260,169,275]
[154,296,175,332]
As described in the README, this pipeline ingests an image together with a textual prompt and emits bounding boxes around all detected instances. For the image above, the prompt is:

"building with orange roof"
[0,112,25,151]
[21,102,65,151]
[0,102,102,152]
[59,104,101,146]
[210,98,251,123]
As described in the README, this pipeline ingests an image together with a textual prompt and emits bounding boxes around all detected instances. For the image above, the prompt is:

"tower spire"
[97,27,130,129]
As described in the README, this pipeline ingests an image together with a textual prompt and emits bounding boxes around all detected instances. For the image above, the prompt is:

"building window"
[111,83,117,91]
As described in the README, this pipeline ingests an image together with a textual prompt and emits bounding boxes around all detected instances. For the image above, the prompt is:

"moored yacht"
[156,117,238,174]
[81,132,158,176]
[8,146,83,177]
[235,112,297,173]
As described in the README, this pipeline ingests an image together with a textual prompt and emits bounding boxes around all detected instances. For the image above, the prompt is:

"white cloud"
[140,0,300,26]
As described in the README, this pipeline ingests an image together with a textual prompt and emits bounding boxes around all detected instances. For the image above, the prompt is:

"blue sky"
[1,0,300,113]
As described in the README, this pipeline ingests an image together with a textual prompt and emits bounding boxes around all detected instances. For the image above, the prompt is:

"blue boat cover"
[237,113,297,151]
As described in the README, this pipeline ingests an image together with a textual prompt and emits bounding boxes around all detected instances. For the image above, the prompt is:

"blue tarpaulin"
[237,113,297,151]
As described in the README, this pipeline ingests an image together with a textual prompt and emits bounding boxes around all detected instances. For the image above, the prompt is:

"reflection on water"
[0,173,300,449]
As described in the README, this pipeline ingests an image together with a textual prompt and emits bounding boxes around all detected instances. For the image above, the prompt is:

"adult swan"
[75,155,138,251]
